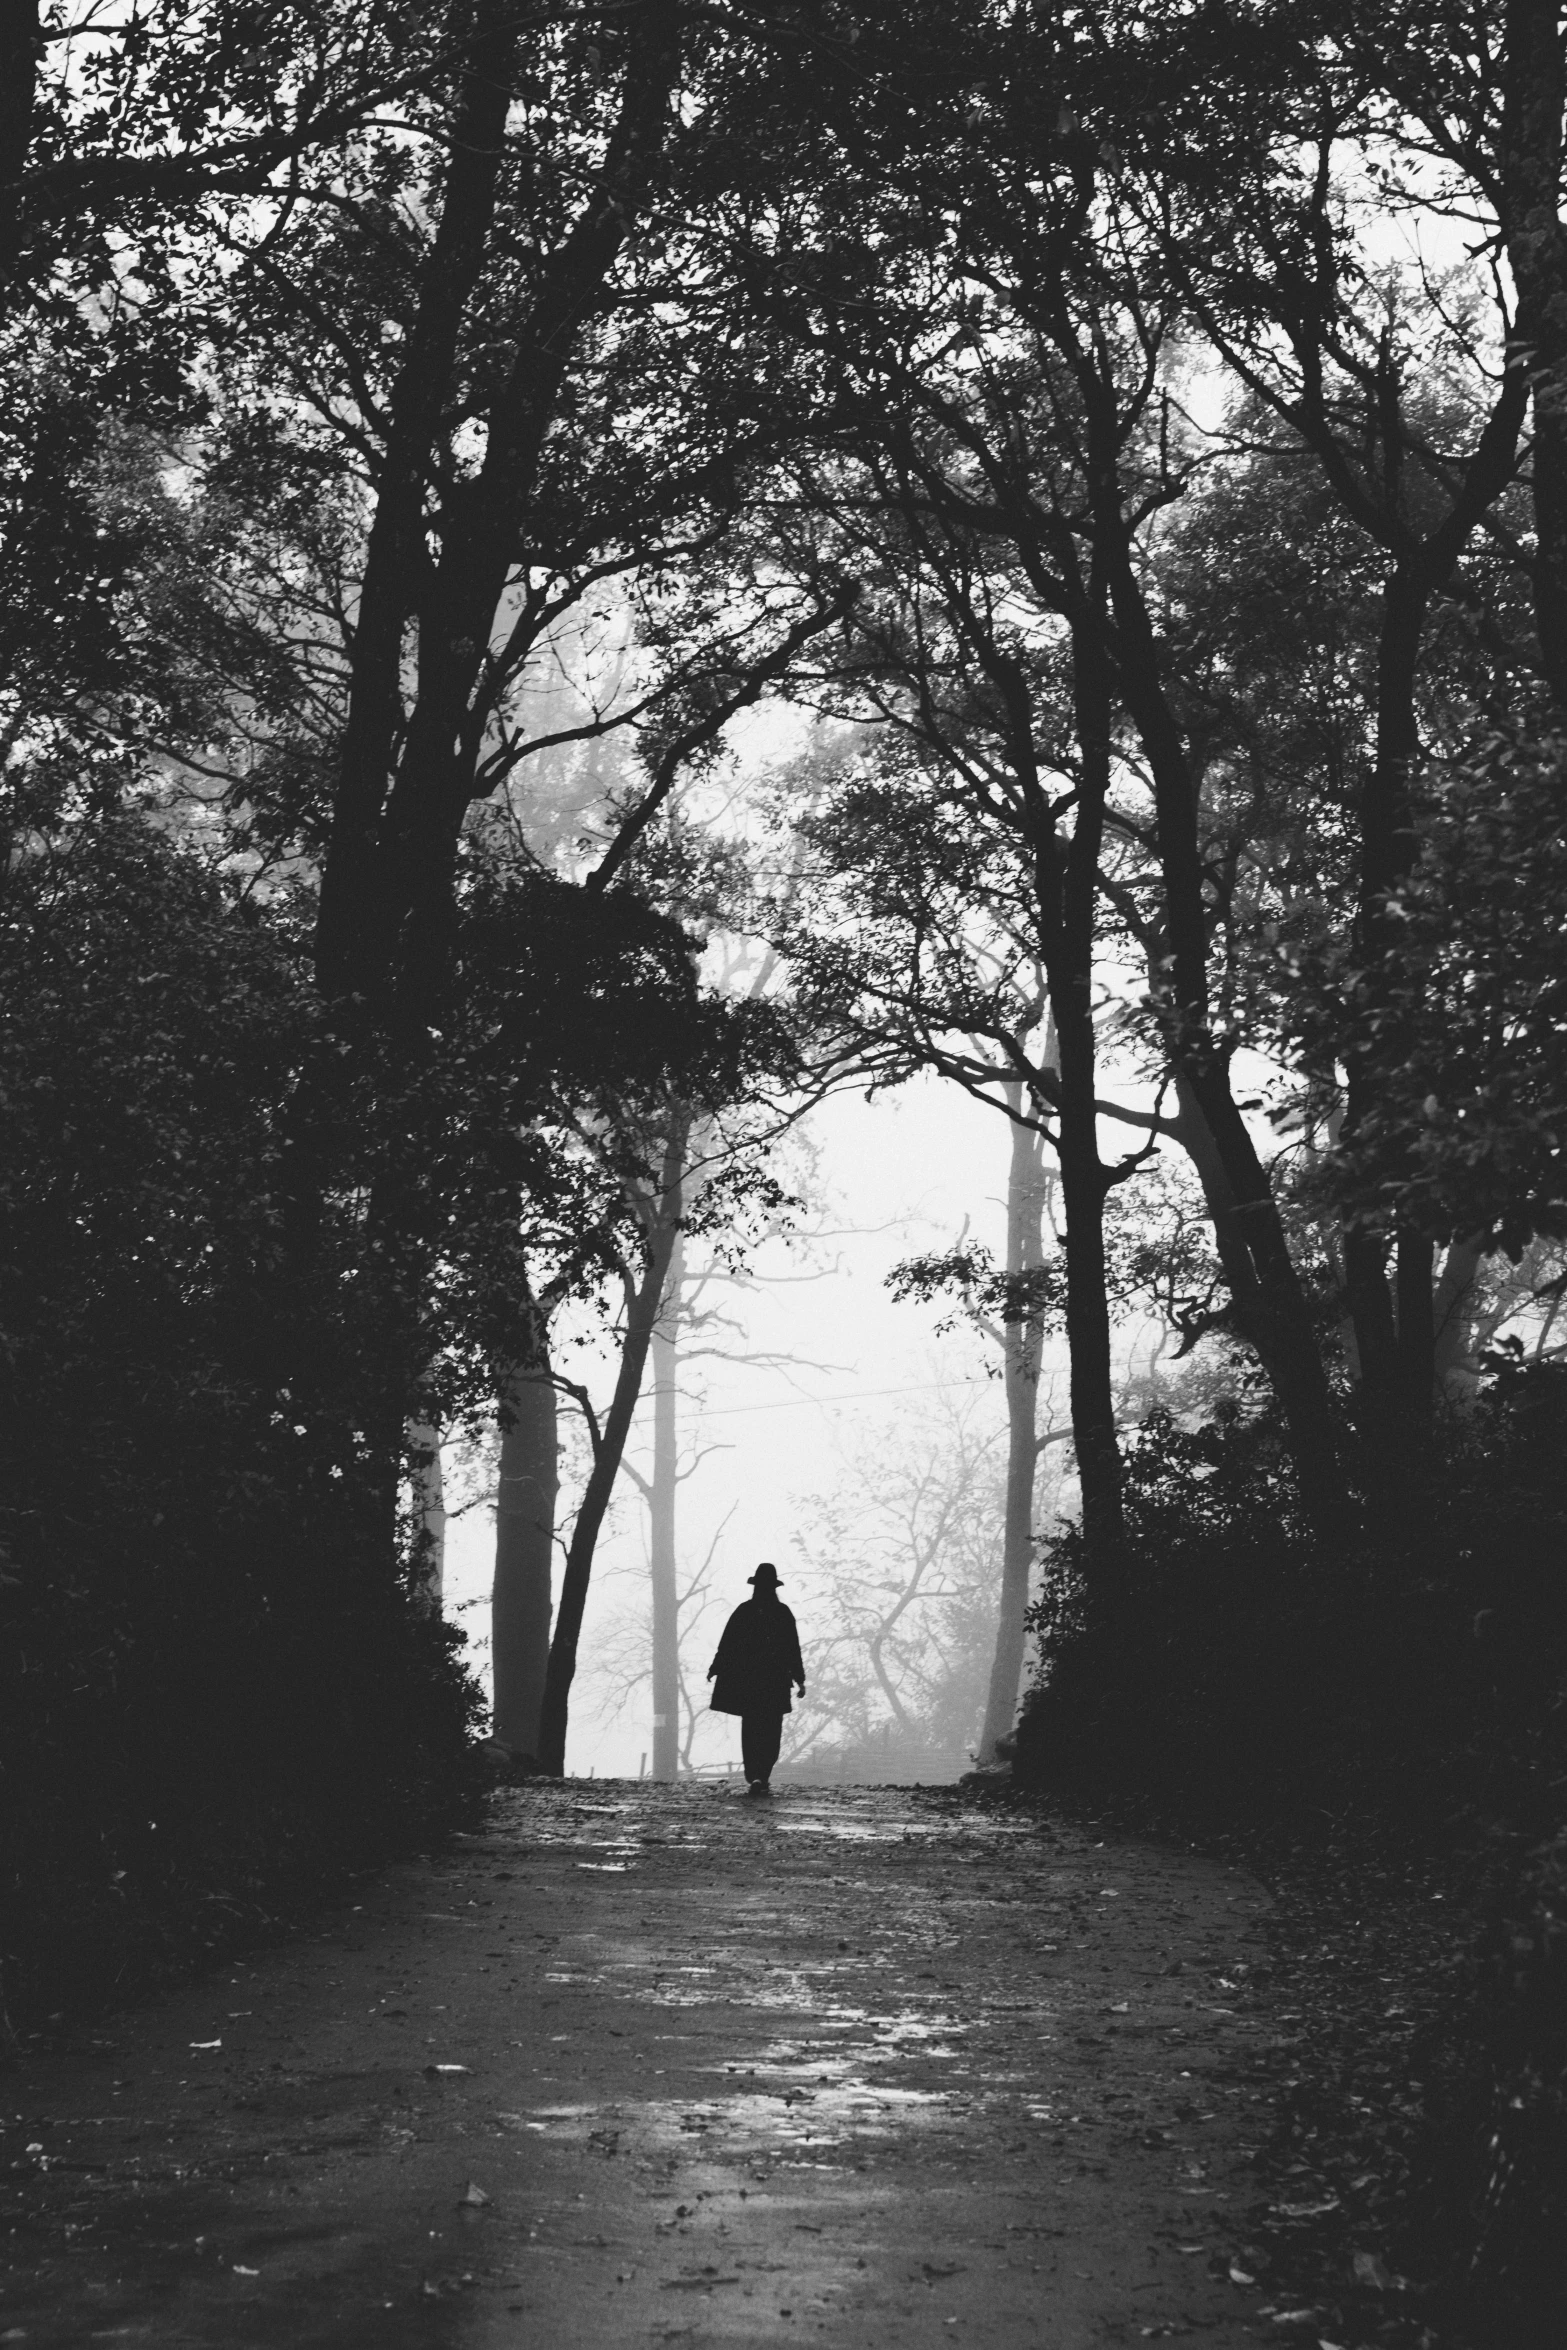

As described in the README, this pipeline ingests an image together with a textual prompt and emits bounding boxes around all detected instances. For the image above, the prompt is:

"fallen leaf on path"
[1228,2265,1256,2286]
[1275,2198,1340,2219]
[1351,2250,1403,2290]
[189,2040,221,2051]
[232,2265,259,2277]
[424,2063,470,2076]
[458,2182,490,2208]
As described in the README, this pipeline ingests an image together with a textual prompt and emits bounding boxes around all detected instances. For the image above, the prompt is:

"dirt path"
[2,1782,1291,2348]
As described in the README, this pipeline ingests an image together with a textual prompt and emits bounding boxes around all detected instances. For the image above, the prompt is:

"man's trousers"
[740,1711,784,1785]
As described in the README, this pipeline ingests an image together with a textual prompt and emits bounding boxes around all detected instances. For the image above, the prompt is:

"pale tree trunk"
[1095,509,1347,1532]
[976,1091,1051,1764]
[1164,1071,1280,1378]
[1432,1233,1489,1400]
[1502,0,1567,704]
[641,929,785,1778]
[406,1419,446,1613]
[1034,604,1124,1574]
[536,1112,689,1776]
[491,1330,558,1758]
[648,1222,684,1782]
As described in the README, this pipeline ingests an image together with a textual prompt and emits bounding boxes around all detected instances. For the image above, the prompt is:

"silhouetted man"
[706,1562,805,1796]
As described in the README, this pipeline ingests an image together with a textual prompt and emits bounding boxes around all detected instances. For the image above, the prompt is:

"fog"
[444,1066,1073,1778]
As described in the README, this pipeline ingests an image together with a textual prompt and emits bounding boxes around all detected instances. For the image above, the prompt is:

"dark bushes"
[2,1476,484,2032]
[0,823,484,2038]
[1013,1364,1567,2345]
[1013,1364,1567,1831]
[1418,1823,1559,2340]
[1410,1825,1567,2346]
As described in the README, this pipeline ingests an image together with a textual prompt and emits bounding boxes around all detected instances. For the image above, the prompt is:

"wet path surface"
[2,1783,1285,2346]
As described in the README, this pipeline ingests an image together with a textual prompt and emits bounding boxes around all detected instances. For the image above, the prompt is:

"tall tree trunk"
[0,0,41,299]
[1343,561,1432,1457]
[1065,301,1512,1517]
[1395,1227,1436,1432]
[316,0,519,1006]
[1279,318,1521,1468]
[1503,0,1567,705]
[315,0,682,1016]
[1340,487,1523,1465]
[1056,1054,1122,1568]
[976,1094,1049,1763]
[648,1223,684,1783]
[491,1330,558,1758]
[406,1418,446,1613]
[1341,427,1520,1455]
[1176,1055,1346,1522]
[1051,610,1124,1569]
[1164,1070,1282,1380]
[1432,1233,1488,1398]
[1004,599,1123,1577]
[535,1112,688,1775]
[1090,460,1346,1533]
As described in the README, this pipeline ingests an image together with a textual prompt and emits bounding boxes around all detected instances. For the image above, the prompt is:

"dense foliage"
[1307,721,1567,1255]
[0,816,765,2029]
[1012,1358,1567,2340]
[1014,1363,1567,1823]
[0,823,485,2031]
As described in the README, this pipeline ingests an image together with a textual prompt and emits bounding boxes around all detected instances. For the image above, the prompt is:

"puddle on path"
[491,2075,955,2170]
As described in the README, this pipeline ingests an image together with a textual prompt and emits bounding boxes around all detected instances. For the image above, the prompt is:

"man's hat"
[748,1561,782,1587]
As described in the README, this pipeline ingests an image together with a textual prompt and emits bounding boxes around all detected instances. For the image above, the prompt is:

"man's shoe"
[754,1780,773,1797]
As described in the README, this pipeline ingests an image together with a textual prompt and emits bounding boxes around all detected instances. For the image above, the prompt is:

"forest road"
[2,1782,1292,2349]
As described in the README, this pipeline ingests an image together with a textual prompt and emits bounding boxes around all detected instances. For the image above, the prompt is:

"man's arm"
[708,1611,736,1682]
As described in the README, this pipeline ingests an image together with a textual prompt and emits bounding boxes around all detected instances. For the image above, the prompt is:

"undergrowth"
[1009,1360,1567,2348]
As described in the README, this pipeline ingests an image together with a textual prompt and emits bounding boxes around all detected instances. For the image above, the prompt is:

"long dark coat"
[707,1596,804,1717]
